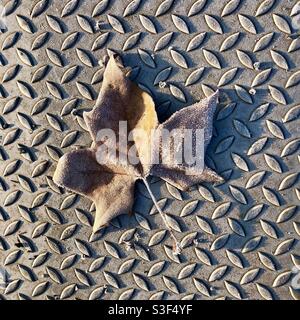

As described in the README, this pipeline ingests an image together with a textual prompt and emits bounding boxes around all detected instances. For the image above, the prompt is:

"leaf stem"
[142,177,182,254]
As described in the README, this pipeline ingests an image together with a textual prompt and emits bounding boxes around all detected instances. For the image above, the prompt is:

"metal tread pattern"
[0,0,300,300]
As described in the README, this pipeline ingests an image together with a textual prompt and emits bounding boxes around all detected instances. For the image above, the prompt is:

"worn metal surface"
[0,0,300,300]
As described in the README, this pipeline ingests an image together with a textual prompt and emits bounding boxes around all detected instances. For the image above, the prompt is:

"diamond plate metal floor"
[0,0,300,300]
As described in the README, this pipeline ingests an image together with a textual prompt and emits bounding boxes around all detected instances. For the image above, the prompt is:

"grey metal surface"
[0,0,300,300]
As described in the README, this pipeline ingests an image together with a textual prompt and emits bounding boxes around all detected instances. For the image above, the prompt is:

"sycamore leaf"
[53,55,222,247]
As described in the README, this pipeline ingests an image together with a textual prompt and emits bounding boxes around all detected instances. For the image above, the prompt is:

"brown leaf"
[53,55,222,233]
